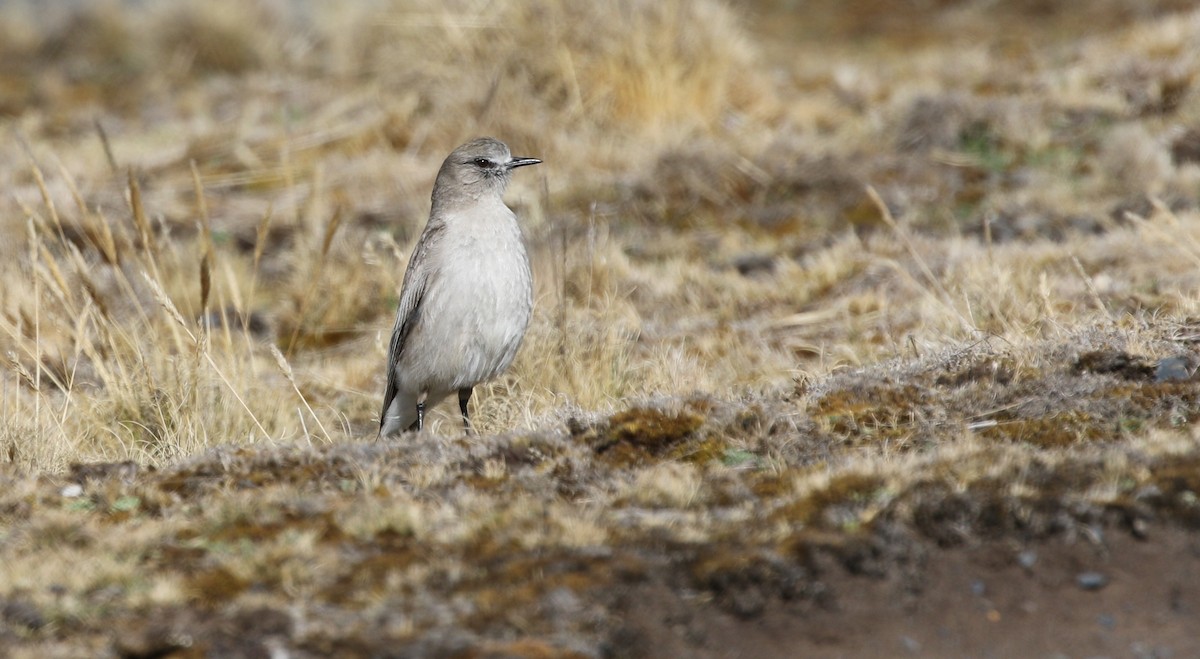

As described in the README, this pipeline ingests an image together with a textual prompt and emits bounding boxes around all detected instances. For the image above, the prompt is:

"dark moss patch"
[812,384,930,446]
[1073,350,1155,381]
[748,471,799,500]
[150,542,209,575]
[575,406,706,467]
[203,509,346,546]
[1147,456,1200,526]
[601,407,705,450]
[771,472,887,528]
[668,436,730,465]
[1151,456,1200,496]
[208,516,288,544]
[979,410,1107,447]
[185,565,248,606]
[155,464,226,498]
[549,460,592,499]
[155,450,364,499]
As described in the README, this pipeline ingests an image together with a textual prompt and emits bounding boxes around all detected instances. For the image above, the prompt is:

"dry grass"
[0,0,785,467]
[2,0,1200,655]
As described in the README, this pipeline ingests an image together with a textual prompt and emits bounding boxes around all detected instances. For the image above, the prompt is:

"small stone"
[1077,571,1109,591]
[970,580,986,597]
[1135,484,1163,500]
[1018,550,1038,569]
[61,483,84,498]
[1155,356,1195,382]
[1130,517,1149,539]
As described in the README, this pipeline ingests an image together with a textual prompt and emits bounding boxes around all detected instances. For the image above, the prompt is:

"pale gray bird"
[378,137,541,437]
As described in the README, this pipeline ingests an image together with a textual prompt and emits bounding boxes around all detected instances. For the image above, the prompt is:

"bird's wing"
[379,223,445,433]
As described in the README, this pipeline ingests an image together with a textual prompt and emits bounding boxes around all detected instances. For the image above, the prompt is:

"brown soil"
[611,525,1199,658]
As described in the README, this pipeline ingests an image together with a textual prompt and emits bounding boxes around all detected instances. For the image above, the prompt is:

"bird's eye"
[473,158,494,168]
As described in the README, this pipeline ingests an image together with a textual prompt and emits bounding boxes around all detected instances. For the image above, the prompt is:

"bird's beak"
[507,157,542,169]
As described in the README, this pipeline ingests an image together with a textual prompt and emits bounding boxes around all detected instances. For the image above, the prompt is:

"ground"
[2,0,1200,656]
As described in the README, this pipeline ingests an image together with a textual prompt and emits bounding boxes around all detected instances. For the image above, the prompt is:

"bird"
[378,137,541,438]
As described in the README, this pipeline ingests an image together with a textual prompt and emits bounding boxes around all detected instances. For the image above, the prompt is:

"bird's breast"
[414,213,533,386]
[434,219,531,311]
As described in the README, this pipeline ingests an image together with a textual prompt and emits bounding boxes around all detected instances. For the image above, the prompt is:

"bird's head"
[432,137,540,208]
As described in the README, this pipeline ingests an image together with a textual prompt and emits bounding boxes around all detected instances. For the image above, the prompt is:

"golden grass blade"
[1069,254,1113,321]
[191,161,215,322]
[127,168,158,259]
[252,205,273,275]
[64,242,110,321]
[245,205,273,341]
[53,156,122,266]
[284,205,343,356]
[866,185,976,335]
[29,168,67,249]
[94,118,119,174]
[320,204,343,258]
[142,270,193,340]
[145,270,271,441]
[269,343,332,443]
[26,219,42,421]
[36,243,75,313]
[4,352,38,392]
[93,210,121,267]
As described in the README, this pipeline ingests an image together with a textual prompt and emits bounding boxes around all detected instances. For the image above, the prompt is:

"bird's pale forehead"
[453,137,510,161]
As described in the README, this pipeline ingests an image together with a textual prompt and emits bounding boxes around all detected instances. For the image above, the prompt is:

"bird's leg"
[458,387,473,433]
[408,392,428,432]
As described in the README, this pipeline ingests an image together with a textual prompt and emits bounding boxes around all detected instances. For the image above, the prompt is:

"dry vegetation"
[2,0,1200,656]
